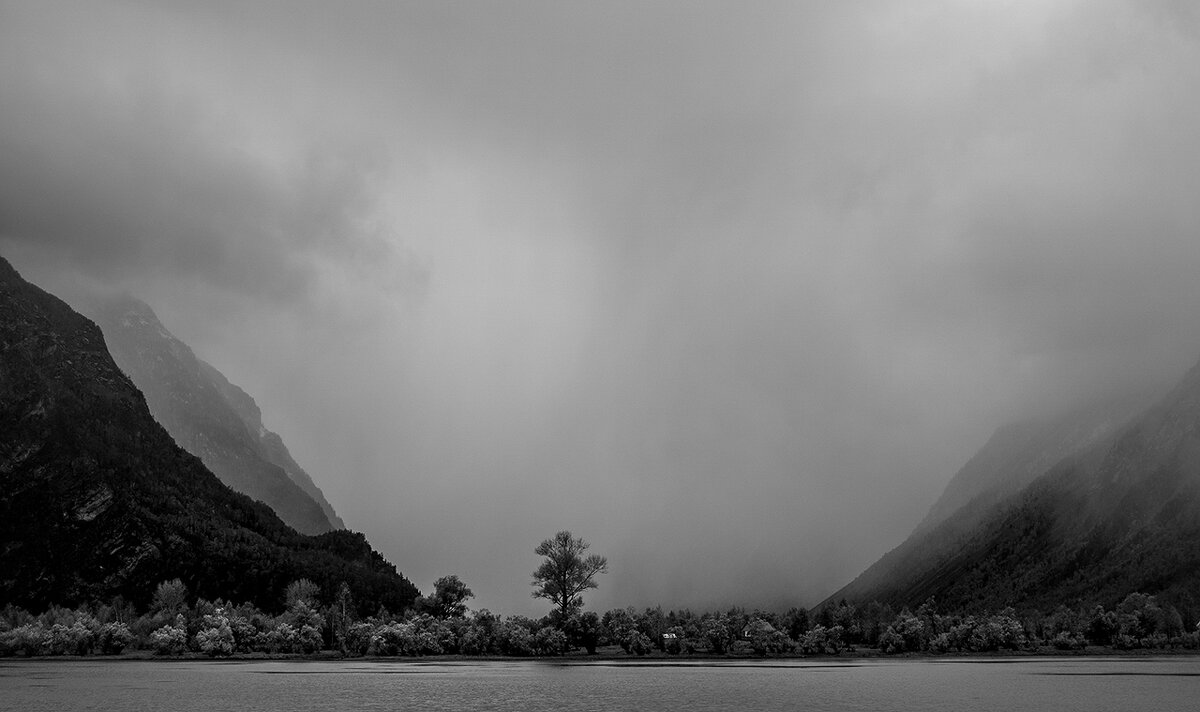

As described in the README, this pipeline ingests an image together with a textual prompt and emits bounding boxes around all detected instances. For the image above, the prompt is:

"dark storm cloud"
[3,0,1200,613]
[0,1,413,309]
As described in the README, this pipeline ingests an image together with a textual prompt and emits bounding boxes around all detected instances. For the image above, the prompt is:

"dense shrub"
[967,611,1024,652]
[746,620,792,655]
[1051,631,1086,651]
[884,611,925,653]
[878,626,905,654]
[494,620,535,656]
[0,624,46,656]
[344,622,374,656]
[266,621,322,654]
[532,627,568,656]
[700,616,734,654]
[45,623,94,656]
[194,608,235,657]
[409,614,456,655]
[624,630,653,656]
[798,625,844,655]
[227,611,264,653]
[150,615,188,655]
[662,626,687,655]
[458,610,500,655]
[564,611,602,654]
[97,622,135,654]
[367,622,406,656]
[1087,606,1119,646]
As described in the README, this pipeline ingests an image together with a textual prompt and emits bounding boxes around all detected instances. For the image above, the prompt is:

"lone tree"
[531,531,608,622]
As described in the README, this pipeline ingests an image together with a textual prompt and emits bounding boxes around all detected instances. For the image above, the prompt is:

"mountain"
[198,359,346,529]
[915,394,1149,536]
[0,255,417,613]
[826,366,1200,619]
[824,396,1147,611]
[90,296,343,535]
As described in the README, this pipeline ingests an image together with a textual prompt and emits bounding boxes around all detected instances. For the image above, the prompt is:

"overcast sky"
[4,0,1200,614]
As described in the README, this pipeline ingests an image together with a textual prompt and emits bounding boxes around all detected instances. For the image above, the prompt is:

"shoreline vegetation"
[4,578,1198,662]
[5,647,1200,663]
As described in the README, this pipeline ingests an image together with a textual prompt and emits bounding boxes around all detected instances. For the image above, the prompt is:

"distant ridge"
[0,254,417,612]
[198,358,346,529]
[824,376,1200,617]
[92,295,343,534]
[915,394,1151,535]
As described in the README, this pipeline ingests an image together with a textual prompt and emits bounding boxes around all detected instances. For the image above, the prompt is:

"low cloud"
[3,0,1200,613]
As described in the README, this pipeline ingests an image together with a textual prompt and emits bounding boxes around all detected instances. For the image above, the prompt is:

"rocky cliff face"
[0,255,417,612]
[91,296,341,535]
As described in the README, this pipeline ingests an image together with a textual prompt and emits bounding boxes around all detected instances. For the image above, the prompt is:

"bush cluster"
[0,607,136,657]
[4,579,1197,658]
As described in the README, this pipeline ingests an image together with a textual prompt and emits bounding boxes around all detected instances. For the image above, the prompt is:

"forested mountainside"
[916,395,1150,535]
[825,397,1146,609]
[0,256,417,614]
[93,296,342,534]
[827,360,1200,619]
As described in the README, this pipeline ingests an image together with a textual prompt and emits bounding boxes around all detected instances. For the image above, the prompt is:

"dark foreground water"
[1,657,1197,711]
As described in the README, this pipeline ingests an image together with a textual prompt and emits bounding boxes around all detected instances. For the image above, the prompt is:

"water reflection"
[1,657,1197,711]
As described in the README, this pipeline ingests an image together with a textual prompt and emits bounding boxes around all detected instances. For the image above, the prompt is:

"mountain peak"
[0,254,19,281]
[93,293,178,342]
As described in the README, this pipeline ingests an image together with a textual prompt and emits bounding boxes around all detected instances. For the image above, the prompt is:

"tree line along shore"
[3,577,1198,659]
[4,531,1199,659]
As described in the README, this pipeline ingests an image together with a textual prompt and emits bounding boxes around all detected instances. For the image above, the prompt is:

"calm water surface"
[1,657,1197,711]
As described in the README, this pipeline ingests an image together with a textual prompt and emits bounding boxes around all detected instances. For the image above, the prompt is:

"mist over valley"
[3,1,1200,622]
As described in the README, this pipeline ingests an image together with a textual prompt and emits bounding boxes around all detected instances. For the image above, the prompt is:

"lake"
[1,657,1197,711]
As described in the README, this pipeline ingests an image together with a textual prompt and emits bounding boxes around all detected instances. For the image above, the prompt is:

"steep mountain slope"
[828,364,1200,618]
[197,358,345,529]
[0,256,417,612]
[825,397,1146,610]
[91,296,340,535]
[915,395,1149,535]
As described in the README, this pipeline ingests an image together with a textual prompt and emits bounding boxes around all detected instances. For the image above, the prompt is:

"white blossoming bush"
[195,625,234,657]
[408,614,455,655]
[264,621,322,654]
[45,622,95,656]
[194,608,235,657]
[0,624,46,656]
[270,596,325,654]
[366,622,400,655]
[265,622,298,653]
[149,615,188,655]
[97,622,134,655]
